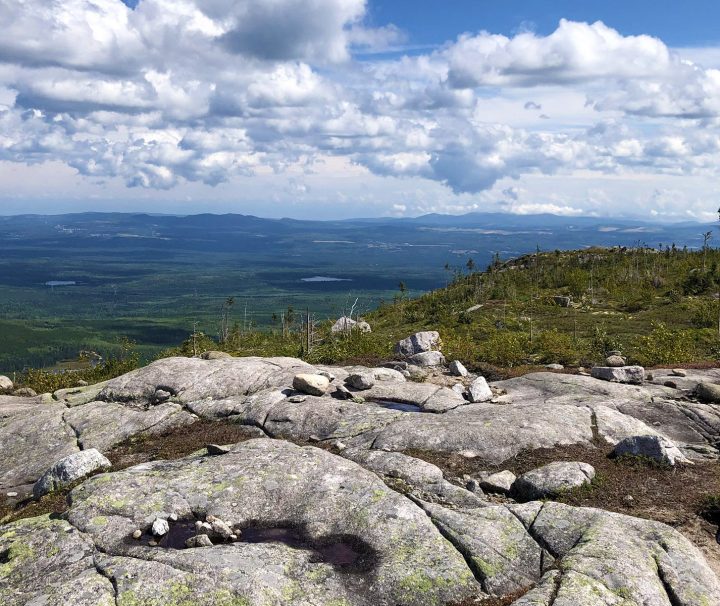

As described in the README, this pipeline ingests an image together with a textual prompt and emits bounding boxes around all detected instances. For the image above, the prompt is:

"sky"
[1,1,720,221]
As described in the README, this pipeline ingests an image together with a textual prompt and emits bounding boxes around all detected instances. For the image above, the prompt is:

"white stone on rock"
[613,435,689,466]
[479,470,516,494]
[394,331,441,357]
[346,373,375,390]
[468,376,493,403]
[151,518,169,537]
[449,360,468,377]
[590,365,645,385]
[292,374,330,396]
[33,449,112,498]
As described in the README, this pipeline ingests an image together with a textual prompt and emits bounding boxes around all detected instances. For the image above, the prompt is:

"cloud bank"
[0,1,719,219]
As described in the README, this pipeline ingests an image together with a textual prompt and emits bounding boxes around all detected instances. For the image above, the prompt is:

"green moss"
[0,540,35,576]
[91,516,108,526]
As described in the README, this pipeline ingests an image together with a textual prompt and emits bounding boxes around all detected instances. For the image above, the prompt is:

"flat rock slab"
[0,400,79,495]
[506,501,720,605]
[98,356,317,406]
[361,382,466,412]
[495,372,720,458]
[61,439,479,605]
[371,402,595,463]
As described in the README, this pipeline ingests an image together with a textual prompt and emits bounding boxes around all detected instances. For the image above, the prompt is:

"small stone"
[151,518,170,537]
[451,384,466,397]
[465,478,480,493]
[154,389,172,403]
[148,540,158,547]
[75,380,89,387]
[206,443,231,455]
[346,373,375,390]
[207,515,233,540]
[231,502,238,507]
[334,440,347,451]
[646,373,654,381]
[309,435,321,442]
[292,374,330,396]
[623,495,635,507]
[6,491,18,497]
[468,377,493,403]
[185,534,213,548]
[671,368,687,377]
[405,366,428,381]
[664,381,677,389]
[448,360,468,377]
[334,385,353,400]
[479,470,517,494]
[169,513,178,522]
[288,395,307,403]
[545,364,564,371]
[319,371,336,382]
[132,529,142,540]
[230,534,238,541]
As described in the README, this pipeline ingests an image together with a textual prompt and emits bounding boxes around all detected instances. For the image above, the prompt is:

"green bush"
[532,329,578,365]
[630,322,694,366]
[478,331,529,367]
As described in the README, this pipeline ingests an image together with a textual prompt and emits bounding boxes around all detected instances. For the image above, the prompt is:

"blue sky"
[1,0,720,221]
[367,1,720,48]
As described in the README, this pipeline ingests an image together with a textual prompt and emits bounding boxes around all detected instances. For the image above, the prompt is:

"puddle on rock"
[240,525,375,571]
[374,400,422,413]
[131,519,377,572]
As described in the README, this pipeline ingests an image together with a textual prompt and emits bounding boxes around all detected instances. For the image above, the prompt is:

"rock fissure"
[92,554,120,606]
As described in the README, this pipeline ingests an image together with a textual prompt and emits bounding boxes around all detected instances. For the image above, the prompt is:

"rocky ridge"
[2,346,720,604]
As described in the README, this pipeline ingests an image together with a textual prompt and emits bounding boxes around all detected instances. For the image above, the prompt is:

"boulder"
[331,316,371,333]
[468,376,493,403]
[394,331,441,357]
[408,351,446,367]
[0,375,13,392]
[346,372,375,391]
[605,355,626,367]
[12,387,37,397]
[553,295,572,307]
[696,382,720,403]
[33,448,112,497]
[512,461,595,500]
[479,470,516,494]
[448,360,468,377]
[672,368,688,377]
[590,365,645,385]
[292,373,330,396]
[613,435,689,466]
[545,363,564,370]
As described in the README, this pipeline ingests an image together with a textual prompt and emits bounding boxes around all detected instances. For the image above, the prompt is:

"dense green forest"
[15,244,720,393]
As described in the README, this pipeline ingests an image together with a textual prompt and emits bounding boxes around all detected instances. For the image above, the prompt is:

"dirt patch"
[406,443,720,576]
[0,490,70,525]
[107,419,264,470]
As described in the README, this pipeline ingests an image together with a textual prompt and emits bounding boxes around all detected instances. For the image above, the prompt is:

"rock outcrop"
[3,355,720,604]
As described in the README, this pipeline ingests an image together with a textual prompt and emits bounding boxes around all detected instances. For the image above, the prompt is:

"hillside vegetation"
[14,245,720,393]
